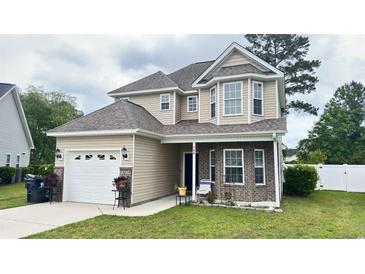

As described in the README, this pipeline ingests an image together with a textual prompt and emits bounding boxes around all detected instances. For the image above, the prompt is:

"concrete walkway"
[0,195,176,239]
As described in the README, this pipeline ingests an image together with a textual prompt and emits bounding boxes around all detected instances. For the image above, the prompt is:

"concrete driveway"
[0,195,176,239]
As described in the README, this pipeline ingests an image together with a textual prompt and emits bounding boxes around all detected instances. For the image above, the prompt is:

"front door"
[184,153,199,191]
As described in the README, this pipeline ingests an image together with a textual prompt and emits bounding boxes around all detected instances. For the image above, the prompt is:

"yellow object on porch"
[178,187,187,196]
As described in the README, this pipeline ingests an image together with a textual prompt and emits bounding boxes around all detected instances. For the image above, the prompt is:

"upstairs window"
[253,81,263,115]
[210,87,216,118]
[6,154,11,167]
[160,94,170,111]
[187,96,198,112]
[254,149,265,185]
[223,82,242,115]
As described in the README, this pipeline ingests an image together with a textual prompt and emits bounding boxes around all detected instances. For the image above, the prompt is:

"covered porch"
[170,135,283,207]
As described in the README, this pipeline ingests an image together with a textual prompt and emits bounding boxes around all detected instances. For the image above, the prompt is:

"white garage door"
[65,150,120,205]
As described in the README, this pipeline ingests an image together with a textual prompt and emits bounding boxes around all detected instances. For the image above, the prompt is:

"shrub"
[284,165,318,196]
[38,164,54,176]
[0,167,16,183]
[21,166,35,180]
[207,192,216,204]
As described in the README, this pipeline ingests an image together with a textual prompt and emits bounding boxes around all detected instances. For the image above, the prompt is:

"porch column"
[273,134,280,207]
[192,142,196,201]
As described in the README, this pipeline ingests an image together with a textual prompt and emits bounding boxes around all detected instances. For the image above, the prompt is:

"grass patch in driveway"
[0,182,29,210]
[26,191,365,239]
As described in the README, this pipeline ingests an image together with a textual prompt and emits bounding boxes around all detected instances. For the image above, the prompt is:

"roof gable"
[0,83,34,149]
[192,42,284,87]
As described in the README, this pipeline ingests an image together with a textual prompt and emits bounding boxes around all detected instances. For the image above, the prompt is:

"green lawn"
[0,183,28,209]
[27,191,365,239]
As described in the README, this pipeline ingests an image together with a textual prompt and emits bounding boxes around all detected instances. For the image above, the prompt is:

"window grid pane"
[224,150,243,183]
[224,82,242,115]
[188,96,197,112]
[161,95,170,110]
[255,167,264,184]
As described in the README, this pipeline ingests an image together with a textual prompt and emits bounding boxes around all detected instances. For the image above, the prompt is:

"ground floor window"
[223,149,244,184]
[5,154,11,167]
[209,149,215,182]
[254,149,265,185]
[16,155,20,168]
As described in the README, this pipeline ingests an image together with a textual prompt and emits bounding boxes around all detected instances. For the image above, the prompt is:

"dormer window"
[253,81,263,115]
[187,96,198,112]
[160,94,170,111]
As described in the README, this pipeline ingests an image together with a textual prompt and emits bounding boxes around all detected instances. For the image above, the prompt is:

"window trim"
[254,149,266,185]
[223,148,244,185]
[223,81,243,116]
[187,95,198,112]
[160,93,171,111]
[209,149,215,183]
[209,86,216,118]
[252,80,264,116]
[5,153,11,167]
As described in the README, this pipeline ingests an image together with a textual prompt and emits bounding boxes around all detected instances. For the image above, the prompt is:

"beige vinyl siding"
[180,95,199,120]
[175,93,181,122]
[219,49,267,70]
[55,135,134,168]
[251,80,278,123]
[218,79,249,124]
[133,136,180,204]
[199,88,217,124]
[128,92,174,125]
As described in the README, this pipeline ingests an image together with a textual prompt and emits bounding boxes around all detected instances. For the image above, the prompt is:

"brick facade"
[53,167,64,202]
[120,167,133,207]
[197,141,276,203]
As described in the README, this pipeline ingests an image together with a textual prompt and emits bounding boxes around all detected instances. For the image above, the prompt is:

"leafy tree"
[297,81,365,164]
[20,86,83,164]
[245,34,321,115]
[307,150,327,164]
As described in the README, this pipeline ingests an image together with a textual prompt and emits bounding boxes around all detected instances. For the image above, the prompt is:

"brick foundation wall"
[120,167,133,207]
[197,142,276,203]
[53,167,64,202]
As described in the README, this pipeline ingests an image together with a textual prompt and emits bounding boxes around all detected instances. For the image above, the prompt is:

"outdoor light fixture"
[55,148,63,160]
[121,146,128,160]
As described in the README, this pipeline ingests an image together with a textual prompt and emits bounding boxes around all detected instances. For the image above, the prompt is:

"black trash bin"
[25,174,48,203]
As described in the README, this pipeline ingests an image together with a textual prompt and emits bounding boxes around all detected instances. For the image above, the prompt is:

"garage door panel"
[66,150,120,205]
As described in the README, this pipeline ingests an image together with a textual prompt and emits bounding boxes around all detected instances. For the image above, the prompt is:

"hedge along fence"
[283,165,319,197]
[0,167,16,184]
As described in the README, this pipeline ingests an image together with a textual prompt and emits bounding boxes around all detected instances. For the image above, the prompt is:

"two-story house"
[48,42,287,207]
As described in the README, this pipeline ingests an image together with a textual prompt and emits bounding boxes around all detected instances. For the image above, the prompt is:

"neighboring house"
[0,83,34,168]
[285,149,297,163]
[48,42,287,207]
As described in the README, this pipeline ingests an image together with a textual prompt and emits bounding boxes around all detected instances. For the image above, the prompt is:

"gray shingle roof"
[162,118,286,135]
[0,83,15,98]
[48,99,164,133]
[108,71,178,95]
[168,61,214,90]
[49,99,286,135]
[200,64,274,83]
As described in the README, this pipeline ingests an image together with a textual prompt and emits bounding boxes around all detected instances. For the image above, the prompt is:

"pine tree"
[245,34,321,115]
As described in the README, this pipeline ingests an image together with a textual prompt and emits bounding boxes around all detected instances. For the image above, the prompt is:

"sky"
[1,34,364,148]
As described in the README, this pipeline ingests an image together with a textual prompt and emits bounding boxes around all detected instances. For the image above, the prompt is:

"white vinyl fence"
[287,164,365,193]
